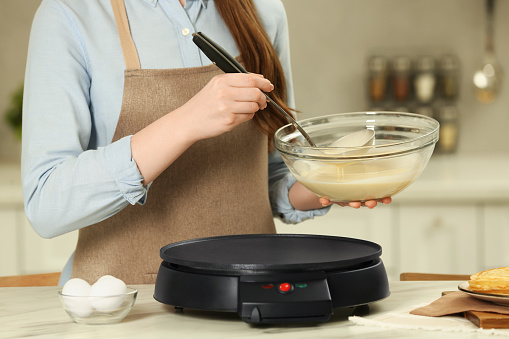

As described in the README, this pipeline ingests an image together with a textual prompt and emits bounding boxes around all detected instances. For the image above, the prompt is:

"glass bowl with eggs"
[58,275,137,325]
[274,111,439,203]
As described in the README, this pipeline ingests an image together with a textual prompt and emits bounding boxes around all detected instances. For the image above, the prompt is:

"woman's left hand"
[319,196,392,209]
[288,181,392,211]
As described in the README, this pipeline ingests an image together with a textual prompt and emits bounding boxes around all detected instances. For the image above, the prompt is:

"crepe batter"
[291,152,422,202]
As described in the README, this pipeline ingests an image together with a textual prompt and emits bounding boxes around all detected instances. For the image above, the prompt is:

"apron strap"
[110,0,141,69]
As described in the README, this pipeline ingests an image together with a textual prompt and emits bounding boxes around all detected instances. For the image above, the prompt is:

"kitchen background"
[0,0,508,281]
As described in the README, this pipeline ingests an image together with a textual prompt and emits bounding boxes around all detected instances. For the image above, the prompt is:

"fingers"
[321,196,393,209]
[319,197,331,207]
[348,201,362,209]
[232,74,272,110]
[183,73,276,142]
[212,73,272,112]
[233,88,269,111]
[229,73,274,93]
[218,73,274,93]
[348,198,392,209]
[363,200,377,209]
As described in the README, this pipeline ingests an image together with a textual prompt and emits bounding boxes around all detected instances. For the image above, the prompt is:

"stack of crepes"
[468,267,509,295]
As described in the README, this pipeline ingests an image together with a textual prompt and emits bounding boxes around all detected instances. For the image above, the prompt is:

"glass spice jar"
[439,55,460,100]
[414,56,437,103]
[391,56,411,102]
[368,56,388,103]
[437,105,459,153]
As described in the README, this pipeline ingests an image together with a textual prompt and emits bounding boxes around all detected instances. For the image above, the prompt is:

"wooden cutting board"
[464,311,509,329]
[440,292,509,329]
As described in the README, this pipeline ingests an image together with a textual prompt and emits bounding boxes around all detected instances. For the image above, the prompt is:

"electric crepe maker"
[154,234,390,324]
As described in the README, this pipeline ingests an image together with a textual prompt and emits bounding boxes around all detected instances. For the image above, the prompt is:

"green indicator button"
[295,283,307,288]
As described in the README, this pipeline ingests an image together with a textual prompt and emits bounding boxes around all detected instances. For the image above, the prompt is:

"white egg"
[96,275,116,282]
[89,276,127,312]
[61,278,93,318]
[62,278,91,296]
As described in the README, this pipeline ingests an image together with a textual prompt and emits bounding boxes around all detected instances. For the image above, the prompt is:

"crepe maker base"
[153,234,390,324]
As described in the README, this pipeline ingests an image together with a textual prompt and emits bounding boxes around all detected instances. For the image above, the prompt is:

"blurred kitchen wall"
[0,0,508,162]
[282,0,508,153]
[0,0,41,163]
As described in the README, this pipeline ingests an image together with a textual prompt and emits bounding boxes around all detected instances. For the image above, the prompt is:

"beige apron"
[71,0,276,284]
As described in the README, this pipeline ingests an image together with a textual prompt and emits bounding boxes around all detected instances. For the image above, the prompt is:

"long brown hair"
[215,0,292,151]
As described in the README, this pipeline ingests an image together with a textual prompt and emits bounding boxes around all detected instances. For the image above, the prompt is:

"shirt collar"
[142,0,208,9]
[200,0,208,9]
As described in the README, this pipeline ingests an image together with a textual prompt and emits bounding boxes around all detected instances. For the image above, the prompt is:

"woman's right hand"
[176,73,274,142]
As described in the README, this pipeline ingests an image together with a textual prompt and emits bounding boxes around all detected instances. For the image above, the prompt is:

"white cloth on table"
[349,303,509,336]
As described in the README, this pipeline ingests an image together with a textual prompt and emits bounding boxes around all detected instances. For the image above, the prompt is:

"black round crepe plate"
[160,234,381,274]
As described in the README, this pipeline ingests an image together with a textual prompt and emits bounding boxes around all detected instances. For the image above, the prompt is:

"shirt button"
[181,28,190,36]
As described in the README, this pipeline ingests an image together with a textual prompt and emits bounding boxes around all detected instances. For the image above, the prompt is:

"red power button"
[278,283,293,294]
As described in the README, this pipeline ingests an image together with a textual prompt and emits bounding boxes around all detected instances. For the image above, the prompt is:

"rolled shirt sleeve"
[103,136,149,206]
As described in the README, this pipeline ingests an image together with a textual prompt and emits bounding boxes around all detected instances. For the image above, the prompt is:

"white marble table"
[0,281,503,338]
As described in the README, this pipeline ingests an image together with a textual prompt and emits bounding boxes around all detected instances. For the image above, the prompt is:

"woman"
[22,0,390,285]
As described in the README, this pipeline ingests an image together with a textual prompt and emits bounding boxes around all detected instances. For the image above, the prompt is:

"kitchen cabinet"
[0,207,20,275]
[483,205,509,269]
[0,205,77,277]
[397,204,480,276]
[0,164,77,277]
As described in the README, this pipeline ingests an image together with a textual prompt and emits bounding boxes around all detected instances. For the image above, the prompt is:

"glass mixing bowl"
[274,112,439,202]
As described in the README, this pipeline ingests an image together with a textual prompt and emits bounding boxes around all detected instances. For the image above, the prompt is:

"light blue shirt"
[22,0,330,284]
